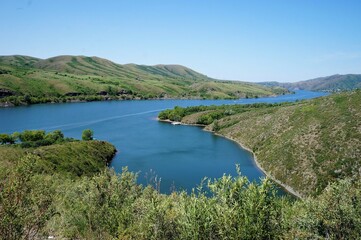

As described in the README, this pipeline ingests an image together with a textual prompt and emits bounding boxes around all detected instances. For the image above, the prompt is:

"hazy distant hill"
[259,74,361,91]
[0,55,289,105]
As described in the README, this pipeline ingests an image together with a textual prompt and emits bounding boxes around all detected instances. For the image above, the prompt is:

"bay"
[0,90,328,193]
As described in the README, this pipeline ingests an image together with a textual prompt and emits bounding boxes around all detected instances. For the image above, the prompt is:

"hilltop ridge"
[0,55,289,106]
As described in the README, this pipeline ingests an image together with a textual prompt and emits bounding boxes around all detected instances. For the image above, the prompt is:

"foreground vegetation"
[159,90,361,197]
[0,55,289,106]
[1,154,361,239]
[0,129,360,239]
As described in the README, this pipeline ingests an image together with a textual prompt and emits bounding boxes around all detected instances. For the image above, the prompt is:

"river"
[0,90,328,193]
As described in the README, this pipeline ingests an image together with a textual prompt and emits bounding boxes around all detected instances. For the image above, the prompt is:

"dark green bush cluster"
[0,95,61,106]
[0,130,74,148]
[0,133,15,144]
[196,110,227,125]
[0,95,108,106]
[159,105,232,122]
[158,102,291,123]
[81,129,94,141]
[0,92,170,107]
[18,130,69,148]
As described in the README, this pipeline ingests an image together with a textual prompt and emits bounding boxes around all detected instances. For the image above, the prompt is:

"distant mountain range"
[258,74,361,91]
[0,55,288,106]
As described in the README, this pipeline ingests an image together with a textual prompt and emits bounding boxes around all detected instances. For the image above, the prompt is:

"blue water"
[0,90,328,193]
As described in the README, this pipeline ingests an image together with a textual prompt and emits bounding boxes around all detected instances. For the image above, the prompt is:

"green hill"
[159,90,361,197]
[31,55,207,79]
[0,55,40,68]
[0,131,116,179]
[0,55,289,106]
[259,74,361,91]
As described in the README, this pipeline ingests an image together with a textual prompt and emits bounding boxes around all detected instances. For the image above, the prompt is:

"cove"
[0,90,328,193]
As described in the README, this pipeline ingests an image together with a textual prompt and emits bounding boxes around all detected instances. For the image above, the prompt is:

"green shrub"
[287,179,361,239]
[82,129,94,141]
[0,134,15,145]
[18,130,45,142]
[0,155,55,240]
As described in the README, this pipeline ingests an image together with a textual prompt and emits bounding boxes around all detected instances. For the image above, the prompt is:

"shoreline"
[213,133,303,198]
[0,91,295,108]
[159,118,302,199]
[157,118,207,127]
[0,96,241,108]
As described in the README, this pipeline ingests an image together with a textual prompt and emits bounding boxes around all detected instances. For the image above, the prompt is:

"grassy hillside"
[0,129,116,178]
[0,55,288,106]
[259,74,361,91]
[0,140,116,178]
[159,90,361,196]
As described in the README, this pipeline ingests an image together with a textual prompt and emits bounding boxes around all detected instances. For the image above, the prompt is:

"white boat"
[171,121,182,125]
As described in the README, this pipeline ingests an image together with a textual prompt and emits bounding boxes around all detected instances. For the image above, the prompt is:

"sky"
[1,0,361,82]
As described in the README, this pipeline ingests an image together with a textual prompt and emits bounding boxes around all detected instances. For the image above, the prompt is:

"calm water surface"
[0,90,328,193]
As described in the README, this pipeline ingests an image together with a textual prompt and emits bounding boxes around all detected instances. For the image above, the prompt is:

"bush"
[52,168,142,239]
[18,130,45,142]
[0,155,55,240]
[82,129,93,141]
[287,179,361,239]
[44,130,64,144]
[0,134,15,145]
[13,130,67,148]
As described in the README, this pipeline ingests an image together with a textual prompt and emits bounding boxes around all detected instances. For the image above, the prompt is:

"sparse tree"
[82,129,93,141]
[0,134,15,145]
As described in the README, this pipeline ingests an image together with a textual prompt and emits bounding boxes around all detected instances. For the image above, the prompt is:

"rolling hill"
[0,55,289,106]
[259,74,361,91]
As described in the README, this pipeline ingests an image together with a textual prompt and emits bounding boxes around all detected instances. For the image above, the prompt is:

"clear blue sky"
[1,0,361,82]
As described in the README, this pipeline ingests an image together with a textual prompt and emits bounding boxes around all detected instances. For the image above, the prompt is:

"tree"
[45,130,64,144]
[23,94,31,104]
[82,129,93,141]
[0,134,15,145]
[18,130,45,142]
[212,120,220,132]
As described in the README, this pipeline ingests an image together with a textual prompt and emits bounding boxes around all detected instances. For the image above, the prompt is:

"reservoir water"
[0,90,328,193]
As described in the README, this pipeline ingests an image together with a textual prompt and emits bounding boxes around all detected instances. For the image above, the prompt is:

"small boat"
[171,121,182,125]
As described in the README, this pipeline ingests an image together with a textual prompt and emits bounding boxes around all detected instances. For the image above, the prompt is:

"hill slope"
[259,74,361,91]
[0,140,116,178]
[0,55,289,106]
[159,91,361,196]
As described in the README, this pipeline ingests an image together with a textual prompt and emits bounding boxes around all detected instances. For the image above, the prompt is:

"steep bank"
[214,132,303,198]
[159,91,361,196]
